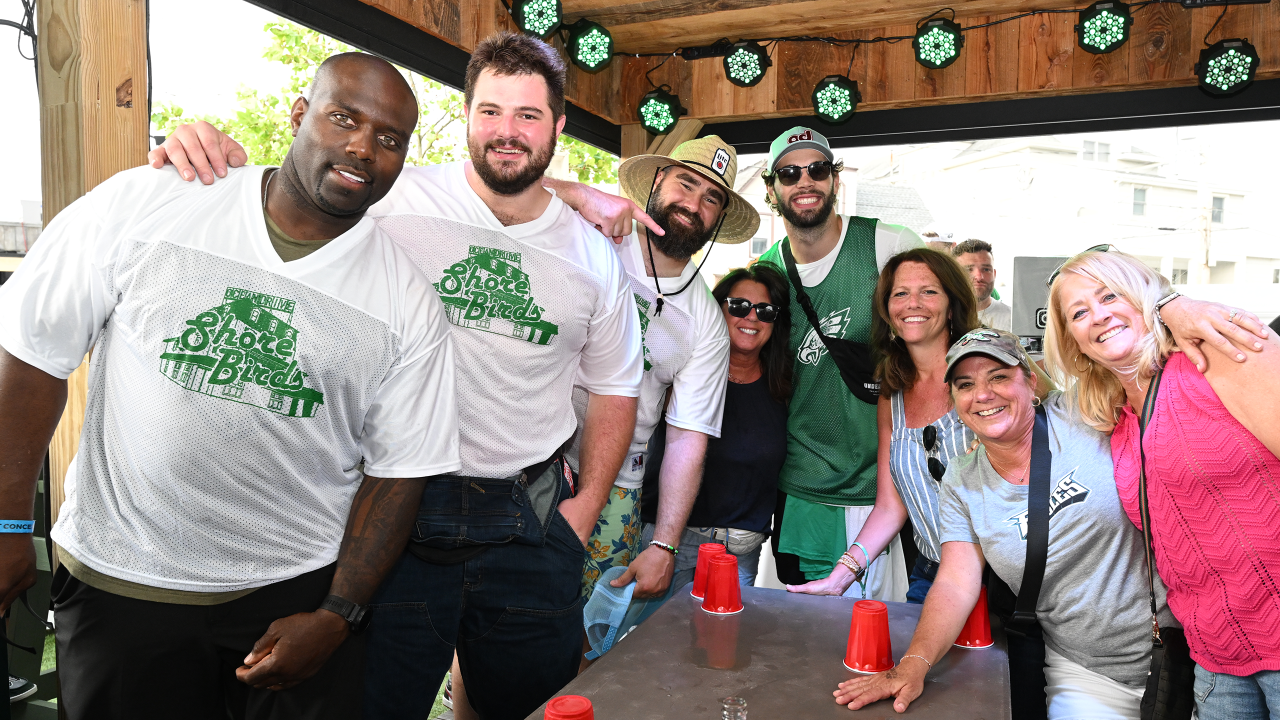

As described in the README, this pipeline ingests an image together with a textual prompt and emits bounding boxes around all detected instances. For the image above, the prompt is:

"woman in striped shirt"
[787,248,979,602]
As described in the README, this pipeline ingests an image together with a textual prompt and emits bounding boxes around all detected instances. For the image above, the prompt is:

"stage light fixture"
[638,88,686,135]
[567,19,613,72]
[1196,38,1259,96]
[512,0,562,39]
[723,41,771,87]
[913,18,964,70]
[811,75,861,125]
[1076,1,1133,54]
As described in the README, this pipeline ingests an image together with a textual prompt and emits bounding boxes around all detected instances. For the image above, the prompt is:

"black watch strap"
[320,594,370,633]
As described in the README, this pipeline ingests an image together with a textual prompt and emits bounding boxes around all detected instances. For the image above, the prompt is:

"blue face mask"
[583,566,680,660]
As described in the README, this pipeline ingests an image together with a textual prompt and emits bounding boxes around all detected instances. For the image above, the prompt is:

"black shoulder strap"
[1137,369,1166,646]
[780,240,827,337]
[1012,403,1051,624]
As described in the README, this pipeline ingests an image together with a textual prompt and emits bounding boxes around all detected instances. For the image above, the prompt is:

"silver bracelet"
[899,654,933,669]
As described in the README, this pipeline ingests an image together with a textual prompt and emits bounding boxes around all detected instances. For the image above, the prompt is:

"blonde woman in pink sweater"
[1046,248,1280,720]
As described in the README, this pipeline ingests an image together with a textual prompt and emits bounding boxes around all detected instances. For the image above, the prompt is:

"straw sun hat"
[617,135,760,245]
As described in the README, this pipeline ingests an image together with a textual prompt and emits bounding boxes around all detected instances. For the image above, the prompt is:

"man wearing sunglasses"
[757,127,923,599]
[570,136,757,607]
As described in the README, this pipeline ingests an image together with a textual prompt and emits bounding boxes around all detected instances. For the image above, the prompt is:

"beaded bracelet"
[899,654,933,669]
[649,540,678,555]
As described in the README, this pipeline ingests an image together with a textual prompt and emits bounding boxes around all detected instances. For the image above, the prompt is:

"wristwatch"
[319,594,371,633]
[1153,291,1181,328]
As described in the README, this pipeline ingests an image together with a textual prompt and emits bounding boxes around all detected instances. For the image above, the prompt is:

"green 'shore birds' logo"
[159,288,324,417]
[434,245,559,345]
[634,293,653,371]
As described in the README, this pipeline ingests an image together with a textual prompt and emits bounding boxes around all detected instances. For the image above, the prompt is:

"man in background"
[952,239,1011,331]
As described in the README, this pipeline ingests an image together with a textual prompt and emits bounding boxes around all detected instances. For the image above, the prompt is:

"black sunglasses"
[769,161,837,186]
[923,425,946,483]
[725,297,779,323]
[1046,244,1113,289]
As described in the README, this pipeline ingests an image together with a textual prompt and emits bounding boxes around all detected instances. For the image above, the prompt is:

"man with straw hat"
[757,126,923,601]
[569,136,758,607]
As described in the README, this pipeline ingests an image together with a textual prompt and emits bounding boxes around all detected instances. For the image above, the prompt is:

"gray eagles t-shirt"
[939,393,1173,687]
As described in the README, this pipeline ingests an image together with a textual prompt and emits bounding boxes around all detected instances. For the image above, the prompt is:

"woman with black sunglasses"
[788,248,981,602]
[640,263,793,586]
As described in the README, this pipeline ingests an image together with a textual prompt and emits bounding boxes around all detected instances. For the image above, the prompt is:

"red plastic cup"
[692,610,741,669]
[700,553,744,614]
[691,543,727,599]
[844,600,894,674]
[954,586,995,649]
[545,695,594,720]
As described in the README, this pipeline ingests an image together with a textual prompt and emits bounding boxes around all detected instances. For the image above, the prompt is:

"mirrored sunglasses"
[725,297,779,323]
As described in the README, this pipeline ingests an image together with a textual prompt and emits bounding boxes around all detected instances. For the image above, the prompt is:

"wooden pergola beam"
[38,0,150,530]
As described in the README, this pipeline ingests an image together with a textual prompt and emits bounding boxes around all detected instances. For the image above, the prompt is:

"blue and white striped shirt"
[888,390,975,563]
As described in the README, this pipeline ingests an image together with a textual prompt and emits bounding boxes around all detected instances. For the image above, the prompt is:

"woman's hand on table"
[785,564,855,596]
[834,659,928,712]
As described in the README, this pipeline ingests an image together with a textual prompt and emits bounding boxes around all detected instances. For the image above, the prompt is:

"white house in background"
[850,134,1280,322]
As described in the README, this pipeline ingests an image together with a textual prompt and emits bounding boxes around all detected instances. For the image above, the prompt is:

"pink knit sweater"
[1112,352,1280,675]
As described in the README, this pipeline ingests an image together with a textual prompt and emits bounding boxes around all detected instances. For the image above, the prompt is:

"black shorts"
[52,563,364,720]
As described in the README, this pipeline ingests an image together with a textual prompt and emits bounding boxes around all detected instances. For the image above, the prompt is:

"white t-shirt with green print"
[0,165,461,593]
[369,162,645,479]
[565,230,729,489]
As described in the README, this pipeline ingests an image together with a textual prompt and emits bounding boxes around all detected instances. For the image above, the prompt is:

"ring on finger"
[1228,309,1238,323]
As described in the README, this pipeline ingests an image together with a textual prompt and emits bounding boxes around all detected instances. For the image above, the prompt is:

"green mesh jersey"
[758,216,880,505]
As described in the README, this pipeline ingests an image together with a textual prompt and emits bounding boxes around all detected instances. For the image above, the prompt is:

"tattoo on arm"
[327,475,426,605]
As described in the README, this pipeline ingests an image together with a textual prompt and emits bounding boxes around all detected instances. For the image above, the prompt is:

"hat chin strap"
[642,166,723,316]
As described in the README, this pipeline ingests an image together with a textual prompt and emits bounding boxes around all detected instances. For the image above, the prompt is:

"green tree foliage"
[152,20,618,184]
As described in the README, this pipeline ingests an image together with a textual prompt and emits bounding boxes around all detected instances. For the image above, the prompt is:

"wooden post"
[38,0,150,533]
[621,124,651,159]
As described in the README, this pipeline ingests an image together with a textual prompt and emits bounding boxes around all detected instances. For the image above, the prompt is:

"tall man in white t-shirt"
[952,238,1012,331]
[571,136,756,604]
[146,33,644,720]
[0,54,461,718]
[756,127,922,600]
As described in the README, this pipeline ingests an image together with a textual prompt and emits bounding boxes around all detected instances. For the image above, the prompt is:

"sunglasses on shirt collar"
[1046,244,1113,289]
[923,424,946,482]
[725,297,779,323]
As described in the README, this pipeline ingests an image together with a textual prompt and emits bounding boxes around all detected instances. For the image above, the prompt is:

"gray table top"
[529,584,1011,719]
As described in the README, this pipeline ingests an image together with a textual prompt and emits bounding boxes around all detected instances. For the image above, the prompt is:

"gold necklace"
[987,452,1030,485]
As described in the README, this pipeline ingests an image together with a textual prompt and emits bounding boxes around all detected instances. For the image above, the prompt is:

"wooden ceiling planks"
[356,0,1280,133]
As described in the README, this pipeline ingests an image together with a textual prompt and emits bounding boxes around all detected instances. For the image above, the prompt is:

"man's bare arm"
[541,177,663,243]
[613,426,706,597]
[0,347,68,614]
[236,474,426,690]
[559,392,637,545]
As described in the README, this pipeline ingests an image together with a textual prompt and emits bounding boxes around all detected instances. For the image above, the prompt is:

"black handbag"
[779,241,880,405]
[1136,369,1196,720]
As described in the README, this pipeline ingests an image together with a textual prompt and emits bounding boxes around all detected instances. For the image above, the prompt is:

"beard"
[468,133,556,196]
[776,184,838,229]
[647,189,717,261]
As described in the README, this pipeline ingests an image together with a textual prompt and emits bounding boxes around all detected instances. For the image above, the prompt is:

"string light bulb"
[812,75,861,124]
[723,41,771,87]
[1076,1,1133,54]
[512,0,562,39]
[567,19,613,72]
[1196,38,1259,96]
[913,17,964,70]
[638,87,686,134]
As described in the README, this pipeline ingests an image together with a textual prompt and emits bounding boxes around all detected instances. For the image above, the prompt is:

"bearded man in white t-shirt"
[569,136,760,606]
[0,54,461,718]
[151,33,645,720]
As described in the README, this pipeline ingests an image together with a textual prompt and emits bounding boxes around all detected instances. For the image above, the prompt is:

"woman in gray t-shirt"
[836,329,1171,720]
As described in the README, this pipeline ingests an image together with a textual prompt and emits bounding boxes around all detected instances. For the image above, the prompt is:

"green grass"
[430,675,449,718]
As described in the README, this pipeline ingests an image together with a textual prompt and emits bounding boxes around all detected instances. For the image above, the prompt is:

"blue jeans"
[1194,663,1280,720]
[905,555,938,604]
[364,467,586,720]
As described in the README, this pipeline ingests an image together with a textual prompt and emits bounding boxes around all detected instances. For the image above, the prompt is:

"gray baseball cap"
[945,328,1034,382]
[768,126,835,172]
